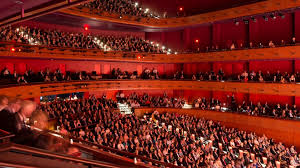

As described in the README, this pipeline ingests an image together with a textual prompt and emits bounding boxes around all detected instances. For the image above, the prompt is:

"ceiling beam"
[0,0,93,28]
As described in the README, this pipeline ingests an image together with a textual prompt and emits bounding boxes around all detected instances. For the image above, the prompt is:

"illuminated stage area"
[1,0,300,167]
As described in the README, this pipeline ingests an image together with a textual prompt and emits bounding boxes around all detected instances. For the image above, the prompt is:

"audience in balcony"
[193,95,299,119]
[2,66,300,85]
[82,0,159,19]
[0,26,169,54]
[202,37,297,53]
[118,92,185,108]
[44,95,299,167]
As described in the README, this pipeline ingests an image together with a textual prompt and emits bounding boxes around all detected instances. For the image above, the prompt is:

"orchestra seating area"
[2,0,300,168]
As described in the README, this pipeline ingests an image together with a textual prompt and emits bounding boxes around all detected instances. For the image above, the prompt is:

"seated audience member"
[1,67,11,78]
[230,43,236,50]
[0,95,9,111]
[280,40,286,46]
[0,100,38,145]
[291,37,296,45]
[290,75,296,83]
[249,42,253,49]
[268,41,275,48]
[3,98,22,114]
[17,75,28,84]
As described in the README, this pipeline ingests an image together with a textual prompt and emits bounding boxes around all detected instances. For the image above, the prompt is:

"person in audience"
[17,75,28,84]
[230,43,236,50]
[0,95,8,111]
[268,41,275,48]
[291,37,296,45]
[1,67,10,78]
[281,40,286,46]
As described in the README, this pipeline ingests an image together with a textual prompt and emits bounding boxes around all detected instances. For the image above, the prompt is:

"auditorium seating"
[1,0,300,167]
[0,26,172,54]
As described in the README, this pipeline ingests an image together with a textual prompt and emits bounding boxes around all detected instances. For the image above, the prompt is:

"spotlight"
[11,47,16,52]
[162,46,165,50]
[179,7,184,11]
[84,25,88,31]
[195,39,199,43]
[135,2,138,7]
[145,8,149,13]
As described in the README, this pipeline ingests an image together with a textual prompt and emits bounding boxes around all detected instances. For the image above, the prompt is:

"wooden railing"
[0,142,125,168]
[62,0,300,28]
[1,80,300,99]
[37,129,181,168]
[134,108,300,152]
[2,42,300,63]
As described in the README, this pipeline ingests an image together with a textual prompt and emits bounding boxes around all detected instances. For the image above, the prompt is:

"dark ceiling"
[32,12,184,32]
[0,0,53,20]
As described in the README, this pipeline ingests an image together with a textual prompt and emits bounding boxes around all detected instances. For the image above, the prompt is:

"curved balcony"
[1,80,300,99]
[62,0,300,28]
[2,42,300,63]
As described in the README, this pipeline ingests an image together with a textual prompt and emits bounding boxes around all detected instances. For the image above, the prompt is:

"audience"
[118,92,185,108]
[193,95,300,120]
[0,26,169,54]
[45,95,299,167]
[1,26,298,54]
[2,66,300,86]
[82,0,159,19]
[1,94,296,167]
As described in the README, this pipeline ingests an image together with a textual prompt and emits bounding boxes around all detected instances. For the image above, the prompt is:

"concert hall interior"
[1,0,300,167]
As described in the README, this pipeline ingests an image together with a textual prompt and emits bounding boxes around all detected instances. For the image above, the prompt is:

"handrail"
[45,129,183,168]
[61,0,300,28]
[0,129,14,142]
[0,161,38,168]
[0,142,122,168]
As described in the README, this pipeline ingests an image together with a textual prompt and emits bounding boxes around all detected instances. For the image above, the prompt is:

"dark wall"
[145,11,297,51]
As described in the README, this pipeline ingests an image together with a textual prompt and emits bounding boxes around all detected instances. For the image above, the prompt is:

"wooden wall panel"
[2,43,300,63]
[1,80,300,99]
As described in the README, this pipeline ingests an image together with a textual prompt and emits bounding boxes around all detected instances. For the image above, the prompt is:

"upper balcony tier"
[62,0,300,28]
